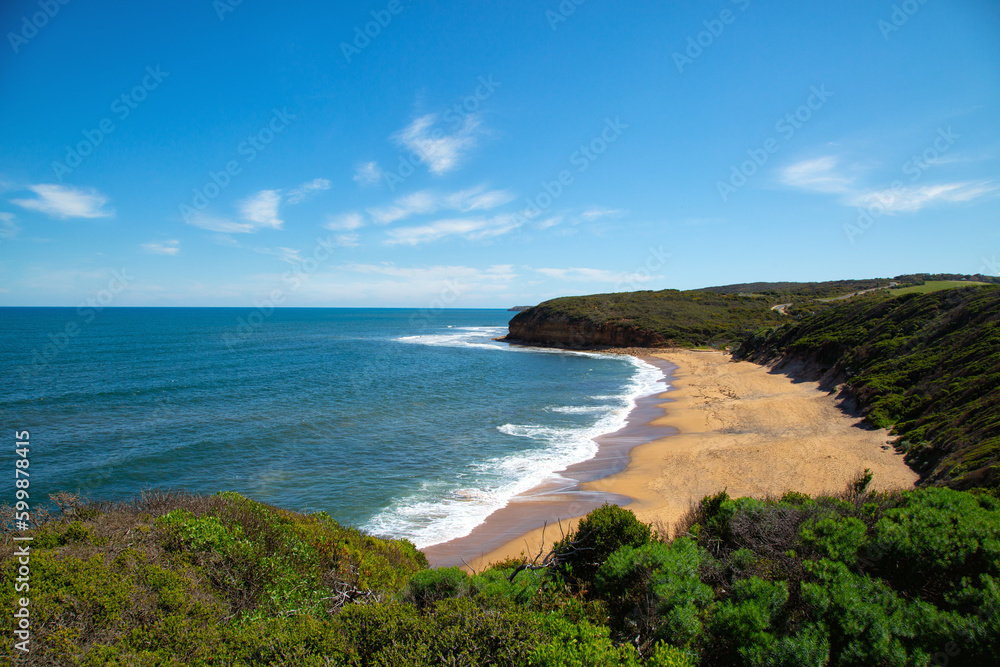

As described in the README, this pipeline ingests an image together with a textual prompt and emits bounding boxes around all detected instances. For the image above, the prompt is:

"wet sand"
[425,349,919,570]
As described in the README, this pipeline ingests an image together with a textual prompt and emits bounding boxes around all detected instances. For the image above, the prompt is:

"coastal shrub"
[333,597,546,665]
[526,611,693,666]
[595,539,712,650]
[554,503,651,587]
[0,491,430,664]
[871,487,1000,603]
[798,515,868,566]
[799,559,928,665]
[6,486,1000,665]
[529,614,638,666]
[643,486,1000,664]
[688,493,810,583]
[157,509,248,553]
[30,519,93,549]
[153,492,425,618]
[404,566,470,607]
[705,577,790,665]
[646,642,699,667]
[1,551,135,642]
[216,615,348,666]
[472,566,545,604]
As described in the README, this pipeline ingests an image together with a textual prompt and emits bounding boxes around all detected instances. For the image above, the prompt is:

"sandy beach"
[427,348,919,570]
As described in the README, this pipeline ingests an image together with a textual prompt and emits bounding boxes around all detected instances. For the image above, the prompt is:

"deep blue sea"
[0,308,664,547]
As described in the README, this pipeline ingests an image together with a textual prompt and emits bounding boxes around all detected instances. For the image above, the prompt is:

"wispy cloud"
[369,191,437,224]
[324,211,366,231]
[190,179,329,234]
[580,207,625,221]
[286,178,331,204]
[367,185,514,224]
[393,113,483,175]
[385,214,522,246]
[212,234,242,247]
[0,212,19,239]
[11,184,113,219]
[342,262,517,282]
[536,267,658,284]
[141,240,180,255]
[332,234,360,247]
[239,190,283,229]
[254,246,303,264]
[353,161,383,186]
[782,154,998,213]
[780,156,855,194]
[19,268,114,291]
[240,262,520,305]
[187,213,258,234]
[849,181,999,213]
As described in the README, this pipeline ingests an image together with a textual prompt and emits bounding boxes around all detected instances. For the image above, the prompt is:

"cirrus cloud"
[353,161,384,186]
[141,240,180,255]
[324,211,366,231]
[384,213,523,246]
[367,184,514,225]
[780,153,997,213]
[536,267,658,284]
[0,212,19,239]
[392,113,483,175]
[780,156,856,194]
[285,178,331,204]
[849,181,999,213]
[11,184,113,219]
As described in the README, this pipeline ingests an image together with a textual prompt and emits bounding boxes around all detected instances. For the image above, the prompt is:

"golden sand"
[457,349,918,571]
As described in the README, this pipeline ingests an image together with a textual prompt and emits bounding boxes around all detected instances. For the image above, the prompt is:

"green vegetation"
[889,280,988,296]
[508,290,788,348]
[700,278,900,300]
[508,274,1000,350]
[4,487,998,665]
[898,272,1000,287]
[737,285,1000,491]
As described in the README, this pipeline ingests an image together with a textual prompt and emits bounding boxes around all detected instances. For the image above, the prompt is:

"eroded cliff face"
[502,311,666,348]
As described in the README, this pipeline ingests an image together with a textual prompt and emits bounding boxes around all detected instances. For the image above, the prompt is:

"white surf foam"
[546,405,608,414]
[362,350,668,549]
[395,326,612,359]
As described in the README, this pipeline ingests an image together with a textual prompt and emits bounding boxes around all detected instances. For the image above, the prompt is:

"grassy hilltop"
[506,274,998,348]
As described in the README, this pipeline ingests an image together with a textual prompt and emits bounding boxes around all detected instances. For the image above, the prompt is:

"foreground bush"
[632,484,1000,666]
[2,485,998,665]
[552,502,652,588]
[0,491,426,664]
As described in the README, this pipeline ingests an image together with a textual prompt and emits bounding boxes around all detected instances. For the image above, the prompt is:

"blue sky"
[1,0,998,307]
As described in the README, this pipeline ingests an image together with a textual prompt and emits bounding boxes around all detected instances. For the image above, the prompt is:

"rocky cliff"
[502,309,666,348]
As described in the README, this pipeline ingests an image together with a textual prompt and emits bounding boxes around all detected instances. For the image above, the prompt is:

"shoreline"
[422,356,675,567]
[426,348,920,570]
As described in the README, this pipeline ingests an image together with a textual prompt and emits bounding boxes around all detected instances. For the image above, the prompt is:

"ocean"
[0,308,665,548]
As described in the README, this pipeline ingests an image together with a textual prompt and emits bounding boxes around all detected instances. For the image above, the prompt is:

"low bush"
[553,503,652,588]
[404,566,470,608]
[3,486,999,665]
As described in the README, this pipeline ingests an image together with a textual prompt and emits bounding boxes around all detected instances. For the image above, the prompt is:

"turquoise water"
[0,308,664,547]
